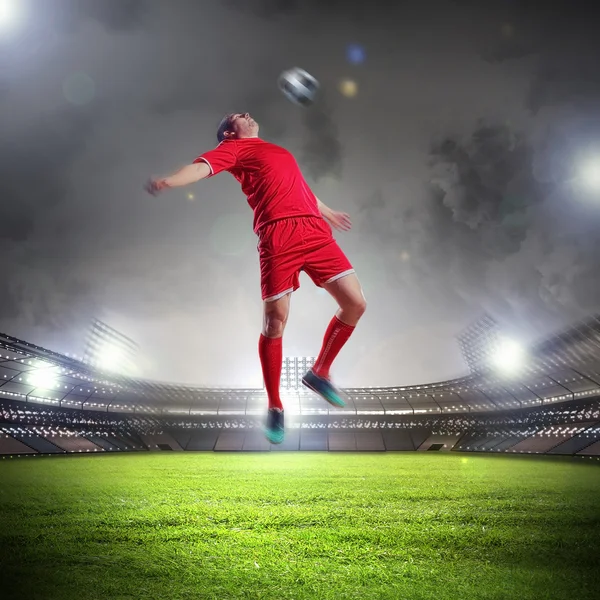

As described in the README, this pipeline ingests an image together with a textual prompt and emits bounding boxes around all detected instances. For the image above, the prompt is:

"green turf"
[1,452,599,600]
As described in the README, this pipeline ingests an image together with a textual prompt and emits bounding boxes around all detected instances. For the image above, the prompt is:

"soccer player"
[145,113,366,444]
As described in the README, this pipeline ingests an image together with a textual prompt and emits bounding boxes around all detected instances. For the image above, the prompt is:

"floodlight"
[0,0,20,29]
[96,342,126,372]
[490,337,526,376]
[28,367,58,390]
[579,155,600,191]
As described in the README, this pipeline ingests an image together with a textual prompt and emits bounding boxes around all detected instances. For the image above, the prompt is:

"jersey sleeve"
[193,141,237,176]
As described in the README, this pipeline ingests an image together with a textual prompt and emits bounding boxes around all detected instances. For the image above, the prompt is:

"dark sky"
[1,0,599,387]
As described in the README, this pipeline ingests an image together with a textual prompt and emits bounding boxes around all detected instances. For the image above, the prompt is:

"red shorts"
[257,216,355,302]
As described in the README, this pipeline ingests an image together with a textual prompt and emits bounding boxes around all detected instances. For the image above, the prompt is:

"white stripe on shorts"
[264,287,294,302]
[324,269,355,284]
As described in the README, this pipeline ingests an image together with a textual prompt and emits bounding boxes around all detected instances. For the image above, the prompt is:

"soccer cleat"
[264,408,285,444]
[301,369,346,408]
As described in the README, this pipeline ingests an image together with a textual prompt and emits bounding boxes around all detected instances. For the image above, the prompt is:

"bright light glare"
[490,338,526,376]
[96,343,125,372]
[28,367,58,390]
[0,0,19,28]
[580,156,600,190]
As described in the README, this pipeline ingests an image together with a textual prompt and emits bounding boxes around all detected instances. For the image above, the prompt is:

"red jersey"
[193,138,321,234]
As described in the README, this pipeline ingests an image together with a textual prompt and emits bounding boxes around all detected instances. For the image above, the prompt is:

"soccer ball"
[278,67,320,107]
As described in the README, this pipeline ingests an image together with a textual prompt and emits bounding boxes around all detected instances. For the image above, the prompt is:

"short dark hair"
[217,113,235,143]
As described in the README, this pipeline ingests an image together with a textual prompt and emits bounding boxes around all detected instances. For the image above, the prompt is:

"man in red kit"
[146,112,366,444]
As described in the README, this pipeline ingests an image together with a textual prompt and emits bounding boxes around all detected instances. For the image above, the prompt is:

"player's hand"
[145,177,168,196]
[326,210,352,232]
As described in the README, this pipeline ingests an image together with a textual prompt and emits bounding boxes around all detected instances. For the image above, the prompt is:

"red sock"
[259,334,283,411]
[313,316,355,380]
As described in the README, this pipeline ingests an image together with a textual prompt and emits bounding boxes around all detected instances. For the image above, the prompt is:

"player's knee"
[263,315,286,338]
[345,291,366,316]
[356,297,367,316]
[338,295,366,321]
[353,297,367,318]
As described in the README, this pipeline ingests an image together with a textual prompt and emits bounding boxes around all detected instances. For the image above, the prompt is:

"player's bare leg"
[302,273,366,407]
[262,292,291,339]
[322,272,367,328]
[260,292,291,444]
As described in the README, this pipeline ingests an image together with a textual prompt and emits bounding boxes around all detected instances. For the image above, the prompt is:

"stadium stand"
[0,432,36,455]
[270,429,300,451]
[214,430,246,452]
[45,428,104,453]
[184,431,220,451]
[355,430,386,451]
[1,398,599,456]
[3,425,65,454]
[300,429,328,451]
[242,430,272,452]
[417,433,463,452]
[576,436,600,456]
[0,315,600,458]
[139,433,184,451]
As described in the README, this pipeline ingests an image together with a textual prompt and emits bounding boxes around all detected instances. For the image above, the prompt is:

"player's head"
[217,113,259,143]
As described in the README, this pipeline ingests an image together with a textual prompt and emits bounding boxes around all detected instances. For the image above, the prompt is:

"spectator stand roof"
[0,314,599,415]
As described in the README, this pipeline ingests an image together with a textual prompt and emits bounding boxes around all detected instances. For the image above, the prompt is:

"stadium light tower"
[27,366,58,390]
[96,342,127,372]
[264,356,316,392]
[490,337,526,377]
[84,319,140,376]
[457,314,529,377]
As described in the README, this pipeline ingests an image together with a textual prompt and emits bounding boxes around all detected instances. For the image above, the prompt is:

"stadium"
[2,315,600,457]
[2,2,600,597]
[2,315,600,599]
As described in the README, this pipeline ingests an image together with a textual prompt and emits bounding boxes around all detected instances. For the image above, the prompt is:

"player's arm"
[146,162,211,196]
[316,197,334,220]
[316,197,352,232]
[163,162,211,187]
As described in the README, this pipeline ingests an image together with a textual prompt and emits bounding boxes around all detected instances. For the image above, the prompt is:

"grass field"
[1,452,599,600]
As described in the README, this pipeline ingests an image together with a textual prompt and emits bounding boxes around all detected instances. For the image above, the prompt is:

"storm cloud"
[0,0,599,387]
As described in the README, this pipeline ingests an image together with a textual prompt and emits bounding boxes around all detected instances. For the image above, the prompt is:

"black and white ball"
[278,67,320,107]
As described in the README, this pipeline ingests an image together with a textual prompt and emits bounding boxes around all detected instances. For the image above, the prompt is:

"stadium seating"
[2,397,599,457]
[139,433,184,451]
[1,316,599,458]
[0,432,36,455]
[417,433,462,452]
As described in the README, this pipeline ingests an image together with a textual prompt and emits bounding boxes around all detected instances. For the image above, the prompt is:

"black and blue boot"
[301,369,346,407]
[264,408,285,444]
